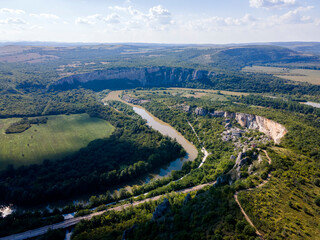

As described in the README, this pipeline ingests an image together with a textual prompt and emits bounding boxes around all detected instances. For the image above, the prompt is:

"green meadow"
[0,113,114,169]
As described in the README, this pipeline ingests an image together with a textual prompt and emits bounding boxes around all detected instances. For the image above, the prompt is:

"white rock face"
[234,113,287,144]
[212,110,287,143]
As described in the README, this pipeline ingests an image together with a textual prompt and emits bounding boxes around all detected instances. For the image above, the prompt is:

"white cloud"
[108,6,128,12]
[0,8,25,14]
[249,0,296,9]
[30,13,59,19]
[103,13,120,24]
[78,5,173,30]
[75,14,101,25]
[0,17,27,24]
[270,6,314,24]
[189,14,257,31]
[148,5,172,25]
[75,17,94,25]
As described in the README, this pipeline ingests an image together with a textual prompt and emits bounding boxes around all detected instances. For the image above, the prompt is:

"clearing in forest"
[0,113,114,169]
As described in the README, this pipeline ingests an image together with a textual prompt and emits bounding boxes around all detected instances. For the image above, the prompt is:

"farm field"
[242,66,320,85]
[0,113,114,169]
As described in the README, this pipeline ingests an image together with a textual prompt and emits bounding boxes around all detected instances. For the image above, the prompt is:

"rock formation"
[194,107,207,116]
[211,111,287,144]
[51,67,214,90]
[233,113,287,144]
[152,198,171,221]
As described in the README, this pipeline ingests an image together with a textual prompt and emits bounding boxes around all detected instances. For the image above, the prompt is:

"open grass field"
[0,113,114,169]
[124,88,248,102]
[170,87,250,96]
[242,66,320,85]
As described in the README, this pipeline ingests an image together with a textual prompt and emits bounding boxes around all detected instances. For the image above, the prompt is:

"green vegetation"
[243,66,320,85]
[71,189,258,240]
[0,104,185,205]
[70,89,320,240]
[35,229,66,240]
[1,43,320,239]
[237,94,320,118]
[0,114,114,169]
[238,148,320,239]
[0,210,64,238]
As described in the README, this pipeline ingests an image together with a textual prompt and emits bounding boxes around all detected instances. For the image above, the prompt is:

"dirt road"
[1,176,216,240]
[234,150,272,240]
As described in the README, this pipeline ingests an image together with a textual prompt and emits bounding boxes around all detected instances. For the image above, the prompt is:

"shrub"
[243,225,256,236]
[314,179,320,187]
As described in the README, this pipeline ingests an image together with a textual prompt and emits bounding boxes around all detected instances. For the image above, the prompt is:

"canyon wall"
[52,67,214,89]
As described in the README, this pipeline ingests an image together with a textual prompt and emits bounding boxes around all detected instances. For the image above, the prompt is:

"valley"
[0,43,320,240]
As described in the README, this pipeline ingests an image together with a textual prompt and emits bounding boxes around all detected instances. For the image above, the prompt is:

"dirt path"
[234,150,272,240]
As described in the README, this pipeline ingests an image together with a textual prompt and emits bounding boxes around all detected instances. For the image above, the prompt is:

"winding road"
[0,178,217,240]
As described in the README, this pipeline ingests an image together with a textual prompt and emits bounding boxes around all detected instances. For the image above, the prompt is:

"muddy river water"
[132,106,198,178]
[103,90,198,178]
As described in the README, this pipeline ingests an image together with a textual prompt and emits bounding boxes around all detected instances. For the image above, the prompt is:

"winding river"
[132,106,198,177]
[0,91,199,219]
[103,91,198,179]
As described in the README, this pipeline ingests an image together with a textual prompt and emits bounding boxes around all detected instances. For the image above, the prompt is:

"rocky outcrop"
[210,111,225,117]
[152,198,171,221]
[194,107,207,116]
[51,67,214,89]
[231,150,257,180]
[211,111,287,144]
[171,103,190,112]
[234,113,287,144]
[214,174,229,186]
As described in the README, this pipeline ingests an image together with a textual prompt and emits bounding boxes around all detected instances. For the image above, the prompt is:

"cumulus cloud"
[78,5,173,30]
[271,6,314,24]
[189,14,257,31]
[103,13,120,24]
[0,8,25,14]
[75,14,101,25]
[148,5,173,25]
[249,0,297,9]
[30,13,59,19]
[0,17,27,24]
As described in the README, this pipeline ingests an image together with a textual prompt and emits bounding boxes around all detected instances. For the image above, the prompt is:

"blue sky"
[0,0,319,43]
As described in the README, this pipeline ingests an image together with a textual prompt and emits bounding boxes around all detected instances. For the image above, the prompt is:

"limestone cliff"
[220,112,287,143]
[52,67,214,89]
[233,113,287,144]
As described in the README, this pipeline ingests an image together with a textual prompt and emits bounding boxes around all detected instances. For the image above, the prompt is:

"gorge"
[51,67,214,91]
